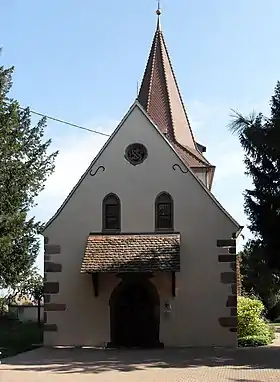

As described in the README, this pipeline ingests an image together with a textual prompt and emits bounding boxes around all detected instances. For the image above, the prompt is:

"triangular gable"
[43,101,241,233]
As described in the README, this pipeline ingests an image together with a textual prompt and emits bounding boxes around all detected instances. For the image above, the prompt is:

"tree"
[30,273,44,327]
[0,296,8,315]
[2,268,44,325]
[230,81,280,319]
[18,269,44,326]
[230,82,280,270]
[0,65,58,288]
[239,241,280,313]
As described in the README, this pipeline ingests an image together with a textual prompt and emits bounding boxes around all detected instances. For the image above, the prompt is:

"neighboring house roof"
[81,233,180,273]
[137,19,212,171]
[43,101,241,234]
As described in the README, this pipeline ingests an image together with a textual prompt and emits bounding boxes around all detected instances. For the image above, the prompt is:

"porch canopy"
[81,233,180,274]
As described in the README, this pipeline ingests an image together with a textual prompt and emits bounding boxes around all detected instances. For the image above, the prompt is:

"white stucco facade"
[43,103,240,348]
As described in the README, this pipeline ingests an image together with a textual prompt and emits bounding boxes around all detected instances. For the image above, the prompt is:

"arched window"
[103,193,121,231]
[155,192,173,231]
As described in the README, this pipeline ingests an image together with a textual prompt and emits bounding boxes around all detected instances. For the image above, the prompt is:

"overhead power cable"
[19,106,111,137]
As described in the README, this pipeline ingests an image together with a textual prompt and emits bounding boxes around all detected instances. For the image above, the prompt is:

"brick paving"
[1,335,280,381]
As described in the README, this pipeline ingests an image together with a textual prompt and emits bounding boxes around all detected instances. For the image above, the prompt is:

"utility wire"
[19,106,111,137]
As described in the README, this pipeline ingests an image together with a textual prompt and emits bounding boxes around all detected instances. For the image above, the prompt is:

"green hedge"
[0,320,43,358]
[237,296,275,347]
[238,335,269,347]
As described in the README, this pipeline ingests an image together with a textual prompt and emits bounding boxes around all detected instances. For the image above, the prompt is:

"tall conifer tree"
[230,82,280,318]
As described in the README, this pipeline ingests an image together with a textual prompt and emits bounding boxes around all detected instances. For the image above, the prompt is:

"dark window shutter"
[155,192,173,230]
[103,194,121,231]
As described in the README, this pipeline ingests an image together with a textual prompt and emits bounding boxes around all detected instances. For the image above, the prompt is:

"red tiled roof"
[81,233,180,273]
[138,20,213,174]
[171,140,210,168]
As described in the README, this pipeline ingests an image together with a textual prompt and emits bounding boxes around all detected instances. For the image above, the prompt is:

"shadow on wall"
[1,345,280,375]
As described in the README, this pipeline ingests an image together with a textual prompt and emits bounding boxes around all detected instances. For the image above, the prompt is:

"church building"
[42,9,242,348]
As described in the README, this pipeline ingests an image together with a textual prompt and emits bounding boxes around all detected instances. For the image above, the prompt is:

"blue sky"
[1,0,280,274]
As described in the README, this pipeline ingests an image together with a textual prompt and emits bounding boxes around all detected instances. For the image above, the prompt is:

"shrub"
[268,324,276,341]
[237,296,273,347]
[238,335,270,347]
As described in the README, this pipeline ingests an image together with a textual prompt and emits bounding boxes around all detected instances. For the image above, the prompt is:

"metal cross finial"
[156,0,161,16]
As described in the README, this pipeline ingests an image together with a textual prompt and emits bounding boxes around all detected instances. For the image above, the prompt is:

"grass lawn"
[0,319,43,358]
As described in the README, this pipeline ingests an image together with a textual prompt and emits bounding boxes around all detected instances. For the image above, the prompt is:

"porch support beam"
[91,273,99,297]
[171,272,176,297]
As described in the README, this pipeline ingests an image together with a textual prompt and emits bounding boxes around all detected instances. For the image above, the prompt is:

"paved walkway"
[1,335,280,381]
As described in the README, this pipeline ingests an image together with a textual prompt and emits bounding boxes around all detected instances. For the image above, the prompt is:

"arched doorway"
[109,278,161,348]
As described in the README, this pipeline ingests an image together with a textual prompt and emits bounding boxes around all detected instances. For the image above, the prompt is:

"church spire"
[138,7,198,151]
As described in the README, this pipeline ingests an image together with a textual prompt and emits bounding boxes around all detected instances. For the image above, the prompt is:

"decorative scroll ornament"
[90,165,105,177]
[125,143,148,166]
[172,164,189,174]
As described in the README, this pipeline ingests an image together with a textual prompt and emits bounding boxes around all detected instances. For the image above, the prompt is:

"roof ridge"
[158,30,175,141]
[138,29,159,111]
[159,30,197,149]
[147,31,159,111]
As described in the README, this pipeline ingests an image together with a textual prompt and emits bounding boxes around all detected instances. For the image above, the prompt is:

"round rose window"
[125,143,148,166]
